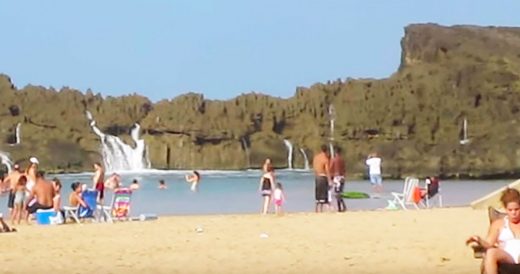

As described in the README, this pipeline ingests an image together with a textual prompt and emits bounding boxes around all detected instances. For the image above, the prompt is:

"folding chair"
[389,177,420,210]
[98,187,132,223]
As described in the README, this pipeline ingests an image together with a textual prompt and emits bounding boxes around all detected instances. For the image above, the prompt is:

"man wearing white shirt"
[366,152,383,194]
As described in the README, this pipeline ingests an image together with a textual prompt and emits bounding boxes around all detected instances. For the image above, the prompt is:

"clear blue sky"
[0,1,518,102]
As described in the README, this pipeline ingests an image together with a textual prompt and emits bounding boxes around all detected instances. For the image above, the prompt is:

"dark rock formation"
[1,23,520,178]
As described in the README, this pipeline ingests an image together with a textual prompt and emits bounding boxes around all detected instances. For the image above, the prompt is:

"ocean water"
[0,169,512,216]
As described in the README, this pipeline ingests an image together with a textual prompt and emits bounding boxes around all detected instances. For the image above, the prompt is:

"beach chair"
[63,190,98,223]
[98,188,132,223]
[423,176,442,208]
[470,207,520,274]
[389,177,420,210]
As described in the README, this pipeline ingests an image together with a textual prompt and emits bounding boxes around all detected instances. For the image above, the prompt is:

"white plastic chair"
[389,177,420,210]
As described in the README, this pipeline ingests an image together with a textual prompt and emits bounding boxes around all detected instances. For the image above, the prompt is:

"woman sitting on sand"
[466,188,520,274]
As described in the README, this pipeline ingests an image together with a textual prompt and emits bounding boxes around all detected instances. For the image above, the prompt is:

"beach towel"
[112,188,132,218]
[412,186,422,204]
[79,190,98,218]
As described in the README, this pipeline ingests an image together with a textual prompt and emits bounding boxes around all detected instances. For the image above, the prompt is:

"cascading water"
[15,123,21,145]
[328,104,336,158]
[86,111,151,172]
[8,123,21,146]
[283,139,293,169]
[299,148,310,170]
[0,151,13,173]
[240,137,251,168]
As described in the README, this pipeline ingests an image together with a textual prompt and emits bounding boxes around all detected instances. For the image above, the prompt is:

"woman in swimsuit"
[259,165,275,215]
[466,188,520,274]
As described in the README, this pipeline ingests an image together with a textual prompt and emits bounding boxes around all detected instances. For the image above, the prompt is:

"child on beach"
[12,175,27,225]
[273,182,285,215]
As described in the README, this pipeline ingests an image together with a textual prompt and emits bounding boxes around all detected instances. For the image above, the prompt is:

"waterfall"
[240,137,251,168]
[86,111,151,172]
[0,151,13,173]
[299,148,310,170]
[328,104,336,158]
[8,123,21,146]
[15,123,21,145]
[283,139,293,169]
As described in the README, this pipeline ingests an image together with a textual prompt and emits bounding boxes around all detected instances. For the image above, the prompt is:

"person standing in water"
[185,171,201,192]
[259,165,275,214]
[92,162,105,203]
[366,152,383,195]
[313,144,331,213]
[330,146,347,212]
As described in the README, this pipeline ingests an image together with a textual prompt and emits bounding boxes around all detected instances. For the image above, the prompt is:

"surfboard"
[341,192,370,199]
[470,179,520,209]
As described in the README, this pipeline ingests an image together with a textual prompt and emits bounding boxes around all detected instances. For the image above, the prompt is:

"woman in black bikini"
[259,165,275,214]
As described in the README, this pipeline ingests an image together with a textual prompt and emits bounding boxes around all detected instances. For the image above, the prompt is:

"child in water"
[12,175,27,225]
[273,182,285,215]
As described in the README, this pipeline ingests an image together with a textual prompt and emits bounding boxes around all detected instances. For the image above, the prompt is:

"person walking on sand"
[92,162,105,204]
[366,152,383,196]
[313,144,331,213]
[330,146,347,212]
[259,165,275,214]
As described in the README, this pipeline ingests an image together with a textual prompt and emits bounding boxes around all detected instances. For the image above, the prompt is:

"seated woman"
[466,188,520,274]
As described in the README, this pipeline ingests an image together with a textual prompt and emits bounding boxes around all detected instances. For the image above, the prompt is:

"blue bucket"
[36,209,55,225]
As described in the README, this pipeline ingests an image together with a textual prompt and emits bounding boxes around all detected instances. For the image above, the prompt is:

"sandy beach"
[1,207,487,274]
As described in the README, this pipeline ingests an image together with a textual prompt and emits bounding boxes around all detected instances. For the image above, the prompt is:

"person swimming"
[158,179,167,190]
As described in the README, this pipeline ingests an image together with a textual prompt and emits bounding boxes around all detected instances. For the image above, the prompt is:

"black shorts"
[315,176,329,203]
[26,202,53,214]
[7,191,15,209]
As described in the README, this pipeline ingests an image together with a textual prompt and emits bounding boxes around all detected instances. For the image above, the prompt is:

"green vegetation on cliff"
[1,23,520,178]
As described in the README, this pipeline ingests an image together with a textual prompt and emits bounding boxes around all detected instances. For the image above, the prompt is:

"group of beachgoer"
[0,157,61,225]
[311,145,347,213]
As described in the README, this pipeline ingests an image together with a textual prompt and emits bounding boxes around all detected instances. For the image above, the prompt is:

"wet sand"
[1,207,487,274]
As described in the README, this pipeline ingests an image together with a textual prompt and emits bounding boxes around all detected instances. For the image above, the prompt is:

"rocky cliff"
[1,23,520,178]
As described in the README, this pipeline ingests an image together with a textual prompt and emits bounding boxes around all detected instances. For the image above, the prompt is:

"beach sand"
[1,207,488,274]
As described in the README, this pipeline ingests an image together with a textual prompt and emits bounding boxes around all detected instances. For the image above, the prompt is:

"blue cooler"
[36,209,55,225]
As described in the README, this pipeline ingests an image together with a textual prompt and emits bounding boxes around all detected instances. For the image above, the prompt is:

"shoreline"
[42,168,520,181]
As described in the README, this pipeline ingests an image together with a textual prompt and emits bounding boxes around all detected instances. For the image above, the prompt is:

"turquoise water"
[0,169,512,216]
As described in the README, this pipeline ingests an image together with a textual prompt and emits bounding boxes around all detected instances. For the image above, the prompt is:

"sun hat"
[29,157,39,165]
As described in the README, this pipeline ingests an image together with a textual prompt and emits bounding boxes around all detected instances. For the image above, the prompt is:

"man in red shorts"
[92,162,105,204]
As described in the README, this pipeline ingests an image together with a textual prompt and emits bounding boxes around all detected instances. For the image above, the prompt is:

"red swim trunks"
[95,182,105,200]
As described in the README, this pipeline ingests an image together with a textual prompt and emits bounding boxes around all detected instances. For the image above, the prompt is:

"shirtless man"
[330,146,347,212]
[25,172,54,222]
[313,144,331,213]
[92,162,105,203]
[4,164,22,219]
